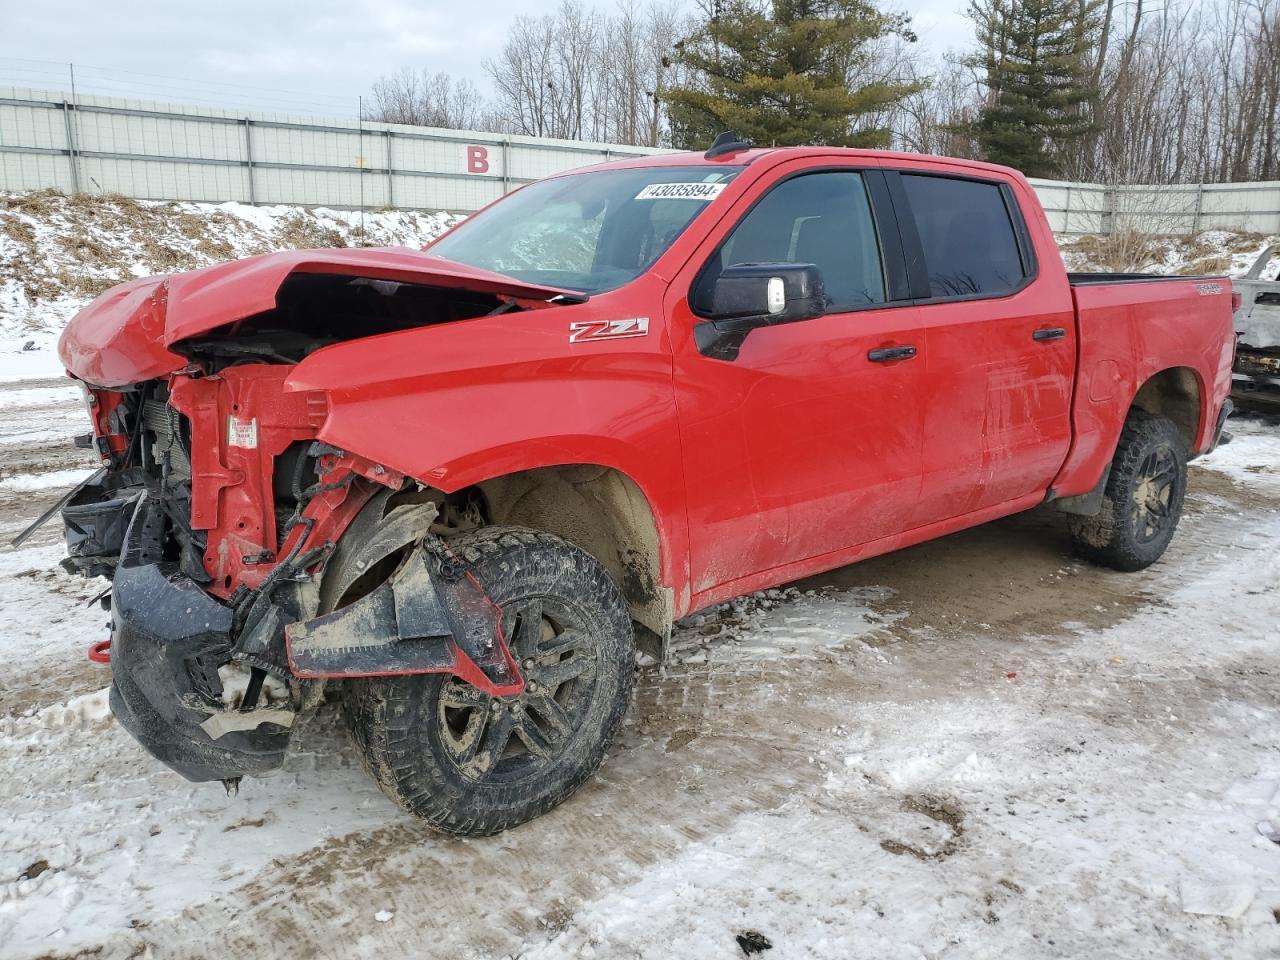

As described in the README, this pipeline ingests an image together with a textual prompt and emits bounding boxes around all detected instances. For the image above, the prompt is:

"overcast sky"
[1,0,971,118]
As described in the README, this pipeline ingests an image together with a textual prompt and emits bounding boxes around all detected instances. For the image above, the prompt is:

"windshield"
[427,165,745,294]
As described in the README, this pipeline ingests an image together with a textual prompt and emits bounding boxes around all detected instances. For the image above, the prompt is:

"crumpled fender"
[58,277,182,387]
[282,277,692,615]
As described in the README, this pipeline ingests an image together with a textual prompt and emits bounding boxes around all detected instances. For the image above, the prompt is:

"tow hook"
[88,639,111,663]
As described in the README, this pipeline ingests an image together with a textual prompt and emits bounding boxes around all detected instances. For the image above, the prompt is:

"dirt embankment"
[0,191,462,336]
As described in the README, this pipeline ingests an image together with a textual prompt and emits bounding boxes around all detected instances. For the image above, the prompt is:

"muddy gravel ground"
[1,368,1278,960]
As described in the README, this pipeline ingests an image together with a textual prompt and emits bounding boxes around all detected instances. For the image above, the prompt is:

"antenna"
[705,130,751,160]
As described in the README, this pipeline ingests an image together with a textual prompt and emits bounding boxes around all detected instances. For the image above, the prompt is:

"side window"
[702,171,886,312]
[900,174,1027,298]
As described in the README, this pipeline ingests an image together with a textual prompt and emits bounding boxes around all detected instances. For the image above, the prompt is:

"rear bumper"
[102,499,291,783]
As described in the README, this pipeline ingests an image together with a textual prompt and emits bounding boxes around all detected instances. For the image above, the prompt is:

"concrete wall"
[4,87,1280,233]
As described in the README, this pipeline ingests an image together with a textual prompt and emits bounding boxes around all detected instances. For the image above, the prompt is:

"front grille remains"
[142,398,191,480]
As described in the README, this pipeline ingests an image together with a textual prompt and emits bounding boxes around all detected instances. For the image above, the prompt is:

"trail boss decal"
[634,182,726,201]
[568,317,650,343]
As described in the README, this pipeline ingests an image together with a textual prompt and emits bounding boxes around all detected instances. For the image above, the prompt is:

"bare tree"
[485,0,692,145]
[364,69,491,130]
[486,1,602,139]
[362,0,1280,181]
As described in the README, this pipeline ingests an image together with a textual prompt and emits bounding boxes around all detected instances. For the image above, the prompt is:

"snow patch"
[1199,418,1280,496]
[0,468,95,492]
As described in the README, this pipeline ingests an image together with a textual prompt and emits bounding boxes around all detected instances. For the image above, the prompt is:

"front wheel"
[1068,410,1189,572]
[342,527,635,836]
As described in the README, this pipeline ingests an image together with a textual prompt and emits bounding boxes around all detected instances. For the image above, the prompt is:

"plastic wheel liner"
[283,490,523,694]
[108,488,521,784]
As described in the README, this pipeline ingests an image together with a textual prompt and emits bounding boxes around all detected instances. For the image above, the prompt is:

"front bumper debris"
[107,497,293,782]
[109,561,293,781]
[96,492,518,784]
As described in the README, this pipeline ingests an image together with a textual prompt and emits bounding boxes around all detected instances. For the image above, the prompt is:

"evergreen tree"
[662,0,920,150]
[965,0,1100,177]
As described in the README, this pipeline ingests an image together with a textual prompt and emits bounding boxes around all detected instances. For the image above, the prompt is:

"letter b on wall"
[467,145,489,174]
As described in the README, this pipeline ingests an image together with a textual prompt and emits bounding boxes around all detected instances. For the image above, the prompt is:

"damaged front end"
[105,486,521,784]
[44,253,560,785]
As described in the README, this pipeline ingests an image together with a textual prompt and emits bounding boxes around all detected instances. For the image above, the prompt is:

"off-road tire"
[342,527,635,836]
[1068,410,1188,572]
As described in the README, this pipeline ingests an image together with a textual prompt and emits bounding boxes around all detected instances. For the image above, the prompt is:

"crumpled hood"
[58,247,575,388]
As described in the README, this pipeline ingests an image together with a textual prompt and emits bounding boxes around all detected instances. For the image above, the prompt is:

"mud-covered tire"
[342,527,635,836]
[1068,411,1188,572]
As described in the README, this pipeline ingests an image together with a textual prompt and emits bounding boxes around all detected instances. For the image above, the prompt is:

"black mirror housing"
[695,262,827,361]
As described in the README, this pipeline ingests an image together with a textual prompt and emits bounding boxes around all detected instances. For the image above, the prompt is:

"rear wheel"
[342,527,635,836]
[1068,411,1188,572]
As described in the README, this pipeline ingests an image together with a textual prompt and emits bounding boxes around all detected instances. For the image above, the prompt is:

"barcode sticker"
[227,415,258,449]
[634,182,726,202]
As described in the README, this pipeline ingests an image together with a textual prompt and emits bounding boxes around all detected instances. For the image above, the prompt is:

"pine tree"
[662,0,921,150]
[966,0,1100,178]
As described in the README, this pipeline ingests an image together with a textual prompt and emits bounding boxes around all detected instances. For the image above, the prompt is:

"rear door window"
[900,175,1027,298]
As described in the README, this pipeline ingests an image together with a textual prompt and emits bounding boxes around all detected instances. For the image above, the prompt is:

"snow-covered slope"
[0,191,462,338]
[1059,228,1280,278]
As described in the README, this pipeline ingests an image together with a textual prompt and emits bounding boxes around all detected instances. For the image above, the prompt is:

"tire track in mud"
[0,379,104,719]
[0,379,91,548]
[6,393,1280,958]
[89,679,834,959]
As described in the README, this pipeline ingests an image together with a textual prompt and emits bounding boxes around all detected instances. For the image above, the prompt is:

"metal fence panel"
[4,86,1280,233]
[0,86,668,214]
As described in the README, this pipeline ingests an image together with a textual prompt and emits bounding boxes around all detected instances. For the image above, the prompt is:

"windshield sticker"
[634,182,726,202]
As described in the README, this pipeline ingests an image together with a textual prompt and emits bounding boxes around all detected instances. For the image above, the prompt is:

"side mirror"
[694,262,827,361]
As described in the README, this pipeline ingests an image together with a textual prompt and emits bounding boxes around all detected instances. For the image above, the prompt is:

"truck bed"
[1051,273,1235,499]
[1068,272,1216,285]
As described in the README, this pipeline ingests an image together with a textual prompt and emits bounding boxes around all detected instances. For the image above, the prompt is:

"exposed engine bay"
[175,273,522,368]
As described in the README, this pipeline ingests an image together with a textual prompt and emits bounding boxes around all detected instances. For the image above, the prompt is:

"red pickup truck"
[46,139,1234,835]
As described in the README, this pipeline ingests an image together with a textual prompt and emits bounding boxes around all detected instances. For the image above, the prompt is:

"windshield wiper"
[548,292,590,305]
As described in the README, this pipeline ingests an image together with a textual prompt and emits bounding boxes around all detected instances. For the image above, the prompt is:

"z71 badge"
[568,317,650,343]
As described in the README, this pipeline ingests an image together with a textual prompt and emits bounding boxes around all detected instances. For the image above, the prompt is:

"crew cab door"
[887,167,1076,521]
[665,161,927,603]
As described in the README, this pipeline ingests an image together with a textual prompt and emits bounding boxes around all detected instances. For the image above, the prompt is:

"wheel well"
[1131,367,1201,450]
[474,465,672,654]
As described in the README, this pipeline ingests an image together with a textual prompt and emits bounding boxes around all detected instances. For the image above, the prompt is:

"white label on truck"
[227,415,258,449]
[634,182,726,202]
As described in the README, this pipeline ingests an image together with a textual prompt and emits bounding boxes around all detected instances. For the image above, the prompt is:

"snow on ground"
[0,349,1277,959]
[1,194,1280,958]
[0,467,95,492]
[1203,418,1280,497]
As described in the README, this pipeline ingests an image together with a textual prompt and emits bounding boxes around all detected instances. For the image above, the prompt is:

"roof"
[555,145,1025,183]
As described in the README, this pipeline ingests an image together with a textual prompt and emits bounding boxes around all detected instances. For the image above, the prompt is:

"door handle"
[868,345,918,363]
[1032,327,1067,342]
